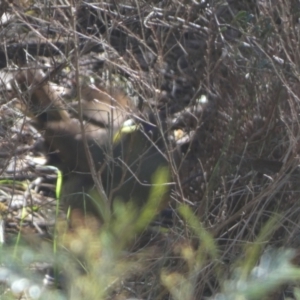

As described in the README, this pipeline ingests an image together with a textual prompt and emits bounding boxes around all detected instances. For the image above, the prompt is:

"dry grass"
[0,0,300,299]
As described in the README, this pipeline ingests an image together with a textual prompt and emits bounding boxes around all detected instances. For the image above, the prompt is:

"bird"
[14,69,174,223]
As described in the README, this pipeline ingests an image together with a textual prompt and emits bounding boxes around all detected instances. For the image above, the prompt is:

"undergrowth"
[0,0,300,299]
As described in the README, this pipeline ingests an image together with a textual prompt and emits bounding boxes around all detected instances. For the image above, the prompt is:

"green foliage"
[2,201,300,299]
[220,249,300,300]
[0,167,171,299]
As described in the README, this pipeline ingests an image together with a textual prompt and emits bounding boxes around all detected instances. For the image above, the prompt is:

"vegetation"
[0,0,300,299]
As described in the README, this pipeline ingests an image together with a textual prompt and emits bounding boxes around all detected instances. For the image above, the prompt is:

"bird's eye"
[142,122,156,134]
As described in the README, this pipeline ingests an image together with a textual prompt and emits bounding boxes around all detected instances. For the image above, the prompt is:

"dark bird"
[14,69,175,223]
